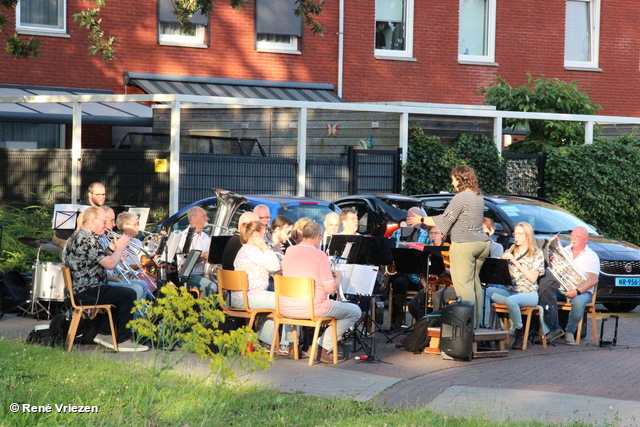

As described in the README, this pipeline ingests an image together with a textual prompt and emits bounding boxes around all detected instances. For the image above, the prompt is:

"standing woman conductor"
[407,165,491,326]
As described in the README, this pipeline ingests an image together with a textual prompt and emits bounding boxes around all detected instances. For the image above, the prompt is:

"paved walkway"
[2,306,639,426]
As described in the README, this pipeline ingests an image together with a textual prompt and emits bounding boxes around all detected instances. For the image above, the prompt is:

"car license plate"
[615,277,640,287]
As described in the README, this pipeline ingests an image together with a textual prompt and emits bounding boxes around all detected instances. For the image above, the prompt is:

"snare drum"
[33,262,65,302]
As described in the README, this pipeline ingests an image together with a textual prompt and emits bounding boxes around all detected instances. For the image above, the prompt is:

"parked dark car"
[415,193,640,312]
[331,194,423,237]
[155,194,339,233]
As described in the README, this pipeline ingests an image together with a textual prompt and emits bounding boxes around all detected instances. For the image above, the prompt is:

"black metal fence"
[0,148,401,213]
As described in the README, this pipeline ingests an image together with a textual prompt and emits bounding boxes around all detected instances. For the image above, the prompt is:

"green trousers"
[449,240,491,327]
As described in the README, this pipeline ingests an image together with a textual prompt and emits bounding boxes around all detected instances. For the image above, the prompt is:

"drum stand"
[18,245,56,319]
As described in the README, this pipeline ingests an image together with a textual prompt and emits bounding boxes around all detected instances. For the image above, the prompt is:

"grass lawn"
[0,337,592,427]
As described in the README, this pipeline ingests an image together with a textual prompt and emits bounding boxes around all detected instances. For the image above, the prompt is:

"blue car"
[154,194,340,234]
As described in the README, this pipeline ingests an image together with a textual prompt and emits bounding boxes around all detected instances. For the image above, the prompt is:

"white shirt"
[178,228,210,275]
[566,244,600,294]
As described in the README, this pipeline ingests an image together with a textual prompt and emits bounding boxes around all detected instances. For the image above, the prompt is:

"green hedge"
[545,137,640,246]
[402,125,506,195]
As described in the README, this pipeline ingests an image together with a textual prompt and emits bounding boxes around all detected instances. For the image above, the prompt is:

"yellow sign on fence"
[155,159,168,173]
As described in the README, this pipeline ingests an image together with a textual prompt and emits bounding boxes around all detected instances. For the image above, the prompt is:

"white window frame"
[458,0,496,65]
[564,0,600,70]
[158,22,207,48]
[374,0,414,60]
[256,34,300,54]
[16,0,67,37]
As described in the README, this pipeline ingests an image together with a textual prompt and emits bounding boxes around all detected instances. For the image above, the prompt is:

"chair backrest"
[217,268,249,309]
[61,266,79,309]
[273,275,317,320]
[588,281,598,305]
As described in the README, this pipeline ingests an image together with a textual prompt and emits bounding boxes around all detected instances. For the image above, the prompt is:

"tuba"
[547,235,587,293]
[203,189,248,281]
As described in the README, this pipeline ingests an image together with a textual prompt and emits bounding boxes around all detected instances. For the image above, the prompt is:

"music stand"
[327,234,364,262]
[479,257,511,329]
[208,235,233,264]
[178,249,202,287]
[339,237,394,364]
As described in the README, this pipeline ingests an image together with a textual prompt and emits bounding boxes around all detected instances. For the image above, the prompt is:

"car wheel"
[602,303,638,313]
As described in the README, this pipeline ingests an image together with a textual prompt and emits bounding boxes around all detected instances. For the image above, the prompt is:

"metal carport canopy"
[2,92,640,215]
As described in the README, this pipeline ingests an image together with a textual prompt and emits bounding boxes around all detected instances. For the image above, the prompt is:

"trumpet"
[106,229,158,279]
[106,229,154,259]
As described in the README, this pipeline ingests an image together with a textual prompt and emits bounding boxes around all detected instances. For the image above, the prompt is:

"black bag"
[26,313,70,347]
[403,312,441,353]
[0,271,28,312]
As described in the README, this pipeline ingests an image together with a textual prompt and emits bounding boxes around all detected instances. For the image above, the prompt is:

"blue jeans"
[189,274,217,297]
[557,291,592,334]
[486,288,538,330]
[108,280,153,319]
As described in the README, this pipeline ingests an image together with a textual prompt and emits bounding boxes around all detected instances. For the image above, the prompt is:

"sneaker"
[318,347,337,364]
[117,339,150,352]
[278,344,290,356]
[565,332,577,346]
[547,328,565,342]
[93,334,115,350]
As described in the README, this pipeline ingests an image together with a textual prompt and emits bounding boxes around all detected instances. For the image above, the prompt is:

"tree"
[478,74,601,154]
[1,0,324,60]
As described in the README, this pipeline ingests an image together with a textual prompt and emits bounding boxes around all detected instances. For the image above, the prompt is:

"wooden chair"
[557,284,598,345]
[217,269,274,330]
[270,275,338,366]
[61,267,119,352]
[490,304,547,350]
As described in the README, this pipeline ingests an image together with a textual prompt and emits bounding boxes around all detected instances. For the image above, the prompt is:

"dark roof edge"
[0,84,114,94]
[123,71,336,91]
[0,112,152,127]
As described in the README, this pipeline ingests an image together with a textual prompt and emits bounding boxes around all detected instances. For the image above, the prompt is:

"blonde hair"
[241,220,265,244]
[509,222,538,258]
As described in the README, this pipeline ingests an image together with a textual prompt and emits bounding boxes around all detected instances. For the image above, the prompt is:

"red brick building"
[1,0,638,115]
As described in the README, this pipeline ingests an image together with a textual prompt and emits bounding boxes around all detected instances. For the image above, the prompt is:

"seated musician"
[538,226,600,345]
[336,209,360,235]
[321,212,340,253]
[284,216,313,251]
[177,207,217,297]
[232,220,291,355]
[98,207,152,302]
[114,212,156,299]
[281,221,361,363]
[221,211,260,270]
[484,222,545,350]
[407,225,451,320]
[388,206,430,329]
[64,206,148,352]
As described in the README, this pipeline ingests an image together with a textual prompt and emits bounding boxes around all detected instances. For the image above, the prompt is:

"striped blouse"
[431,191,489,244]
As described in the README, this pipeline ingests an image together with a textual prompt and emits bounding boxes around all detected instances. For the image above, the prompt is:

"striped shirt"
[431,191,489,244]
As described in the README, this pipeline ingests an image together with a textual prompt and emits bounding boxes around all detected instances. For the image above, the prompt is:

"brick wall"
[1,0,639,117]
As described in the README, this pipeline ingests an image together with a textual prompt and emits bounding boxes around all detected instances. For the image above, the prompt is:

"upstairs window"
[16,0,66,35]
[255,0,302,54]
[375,0,414,59]
[158,0,208,48]
[564,0,600,69]
[458,0,496,64]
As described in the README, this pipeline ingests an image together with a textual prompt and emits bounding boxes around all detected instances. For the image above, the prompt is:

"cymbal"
[17,237,63,253]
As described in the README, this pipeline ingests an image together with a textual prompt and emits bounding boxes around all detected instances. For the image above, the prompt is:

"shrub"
[402,125,506,195]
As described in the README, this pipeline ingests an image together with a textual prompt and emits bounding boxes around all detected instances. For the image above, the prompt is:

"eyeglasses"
[513,232,525,237]
[91,193,106,197]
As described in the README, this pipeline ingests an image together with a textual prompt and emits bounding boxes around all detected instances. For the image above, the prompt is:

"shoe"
[565,332,577,346]
[511,328,524,350]
[547,328,565,342]
[93,334,115,350]
[318,347,337,363]
[278,344,290,356]
[117,339,150,352]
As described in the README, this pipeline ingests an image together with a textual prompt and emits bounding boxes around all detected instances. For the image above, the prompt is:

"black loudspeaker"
[439,301,474,361]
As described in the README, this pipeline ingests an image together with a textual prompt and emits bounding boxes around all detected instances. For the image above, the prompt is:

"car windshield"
[497,201,598,235]
[276,205,335,223]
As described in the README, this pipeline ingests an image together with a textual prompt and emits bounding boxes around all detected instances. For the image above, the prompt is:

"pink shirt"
[280,242,335,318]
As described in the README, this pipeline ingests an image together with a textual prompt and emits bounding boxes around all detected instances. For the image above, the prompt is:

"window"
[158,0,208,47]
[458,0,496,64]
[255,0,302,54]
[374,0,414,59]
[564,0,600,69]
[16,0,66,35]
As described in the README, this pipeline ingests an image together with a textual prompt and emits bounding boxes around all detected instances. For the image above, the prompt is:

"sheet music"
[127,207,150,231]
[336,264,378,296]
[52,204,90,229]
